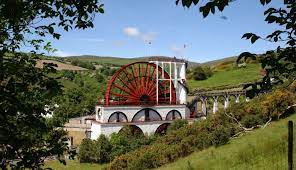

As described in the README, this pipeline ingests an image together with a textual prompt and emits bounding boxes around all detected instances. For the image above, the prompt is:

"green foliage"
[78,126,153,164]
[78,139,96,163]
[0,54,70,169]
[62,70,76,81]
[95,72,105,83]
[95,135,112,163]
[190,66,213,81]
[109,126,152,159]
[71,60,96,70]
[0,0,104,168]
[167,119,188,133]
[78,135,112,163]
[241,114,263,128]
[109,113,237,170]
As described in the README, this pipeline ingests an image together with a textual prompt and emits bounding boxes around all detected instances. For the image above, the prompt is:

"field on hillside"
[36,60,87,70]
[188,63,262,90]
[159,113,296,170]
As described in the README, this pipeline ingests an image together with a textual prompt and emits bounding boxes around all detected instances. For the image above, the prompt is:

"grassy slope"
[158,113,296,170]
[188,63,261,89]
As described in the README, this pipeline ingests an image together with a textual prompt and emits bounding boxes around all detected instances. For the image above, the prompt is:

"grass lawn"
[188,64,261,89]
[158,113,296,170]
[45,159,107,170]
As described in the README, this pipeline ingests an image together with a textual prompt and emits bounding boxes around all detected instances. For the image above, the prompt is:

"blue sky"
[43,0,283,63]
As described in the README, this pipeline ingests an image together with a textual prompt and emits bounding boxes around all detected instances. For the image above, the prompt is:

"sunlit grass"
[158,113,296,170]
[188,64,261,89]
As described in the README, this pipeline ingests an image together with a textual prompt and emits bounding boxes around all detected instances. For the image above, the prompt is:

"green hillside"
[188,63,262,90]
[66,55,143,66]
[158,113,296,170]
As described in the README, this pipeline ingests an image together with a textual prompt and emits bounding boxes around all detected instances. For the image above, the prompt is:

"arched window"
[155,123,170,135]
[166,110,182,120]
[108,112,128,122]
[132,108,162,122]
[118,125,144,136]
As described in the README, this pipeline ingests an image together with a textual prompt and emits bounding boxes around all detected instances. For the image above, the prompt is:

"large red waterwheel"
[105,62,176,106]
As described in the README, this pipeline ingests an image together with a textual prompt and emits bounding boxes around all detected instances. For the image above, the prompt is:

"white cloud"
[123,27,158,43]
[123,27,140,37]
[53,50,78,57]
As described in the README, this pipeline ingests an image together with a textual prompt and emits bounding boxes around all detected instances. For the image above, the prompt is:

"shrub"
[192,66,207,80]
[94,135,112,163]
[62,70,76,80]
[203,66,213,77]
[71,59,95,70]
[241,114,263,128]
[95,72,105,83]
[209,125,231,146]
[109,113,236,170]
[167,119,188,133]
[78,138,96,163]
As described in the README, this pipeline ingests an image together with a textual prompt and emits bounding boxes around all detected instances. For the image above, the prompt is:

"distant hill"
[62,55,200,68]
[201,56,237,67]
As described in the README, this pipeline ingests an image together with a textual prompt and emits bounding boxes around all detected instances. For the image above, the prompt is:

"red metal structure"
[105,62,176,106]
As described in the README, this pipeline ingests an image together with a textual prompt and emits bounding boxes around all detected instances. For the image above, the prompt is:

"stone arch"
[108,112,128,123]
[166,110,182,120]
[132,108,162,122]
[118,125,144,136]
[155,123,171,135]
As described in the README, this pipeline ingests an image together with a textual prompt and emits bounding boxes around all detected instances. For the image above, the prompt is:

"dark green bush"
[167,119,188,133]
[210,125,231,146]
[94,135,112,163]
[78,138,96,163]
[241,114,263,128]
[78,135,112,163]
[192,66,207,80]
[71,59,95,70]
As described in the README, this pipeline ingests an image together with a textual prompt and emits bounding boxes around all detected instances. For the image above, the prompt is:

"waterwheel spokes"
[105,62,176,106]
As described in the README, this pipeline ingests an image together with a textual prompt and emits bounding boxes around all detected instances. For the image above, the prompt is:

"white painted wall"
[96,105,189,123]
[91,121,171,139]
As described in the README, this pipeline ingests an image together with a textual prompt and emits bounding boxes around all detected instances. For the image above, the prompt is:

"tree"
[176,0,295,97]
[0,0,104,169]
[192,66,207,80]
[94,135,112,163]
[78,138,96,163]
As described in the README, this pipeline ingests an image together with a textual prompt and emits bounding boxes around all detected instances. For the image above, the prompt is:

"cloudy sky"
[37,0,283,63]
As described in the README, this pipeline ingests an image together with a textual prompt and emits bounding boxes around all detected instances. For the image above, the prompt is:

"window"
[85,130,91,138]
